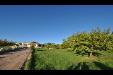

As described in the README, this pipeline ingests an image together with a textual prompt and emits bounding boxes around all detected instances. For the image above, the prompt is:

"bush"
[0,46,18,53]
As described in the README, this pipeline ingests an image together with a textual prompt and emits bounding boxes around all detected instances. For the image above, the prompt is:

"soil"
[0,48,31,70]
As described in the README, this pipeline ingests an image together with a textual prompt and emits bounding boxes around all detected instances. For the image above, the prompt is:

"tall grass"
[25,48,113,70]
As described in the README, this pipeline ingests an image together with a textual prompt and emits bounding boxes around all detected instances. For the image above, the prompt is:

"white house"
[15,42,40,48]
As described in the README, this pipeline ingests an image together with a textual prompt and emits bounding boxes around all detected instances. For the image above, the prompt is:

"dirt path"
[0,48,32,70]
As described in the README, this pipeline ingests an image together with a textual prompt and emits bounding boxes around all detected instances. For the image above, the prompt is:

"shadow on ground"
[67,62,90,70]
[67,61,113,70]
[93,61,113,70]
[37,49,46,51]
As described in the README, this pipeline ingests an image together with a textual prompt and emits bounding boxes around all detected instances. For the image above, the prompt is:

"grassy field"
[25,48,113,70]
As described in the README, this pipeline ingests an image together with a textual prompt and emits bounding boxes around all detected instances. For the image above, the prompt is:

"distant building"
[24,42,30,48]
[15,41,41,48]
[30,41,40,48]
[15,42,30,48]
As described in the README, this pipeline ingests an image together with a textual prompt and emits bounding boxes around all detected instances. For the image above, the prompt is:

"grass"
[25,48,113,70]
[34,49,83,70]
[24,60,31,70]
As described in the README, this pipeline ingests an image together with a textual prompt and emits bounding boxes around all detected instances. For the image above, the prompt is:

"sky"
[0,5,113,44]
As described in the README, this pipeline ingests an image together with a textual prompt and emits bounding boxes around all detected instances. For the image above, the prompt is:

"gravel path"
[0,48,31,70]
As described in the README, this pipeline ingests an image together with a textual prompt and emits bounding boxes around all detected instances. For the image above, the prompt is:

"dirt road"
[0,48,31,70]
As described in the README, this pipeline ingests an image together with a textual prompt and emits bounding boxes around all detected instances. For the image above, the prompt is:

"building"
[30,41,39,48]
[15,41,41,48]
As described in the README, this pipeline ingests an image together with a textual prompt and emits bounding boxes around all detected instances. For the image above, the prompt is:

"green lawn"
[25,48,113,70]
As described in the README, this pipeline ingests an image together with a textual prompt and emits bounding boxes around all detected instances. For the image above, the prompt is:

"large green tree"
[61,27,113,57]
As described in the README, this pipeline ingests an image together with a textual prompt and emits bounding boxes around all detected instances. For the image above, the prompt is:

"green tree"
[62,27,113,57]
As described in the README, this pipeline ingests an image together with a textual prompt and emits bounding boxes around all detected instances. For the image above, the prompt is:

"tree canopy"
[61,27,113,56]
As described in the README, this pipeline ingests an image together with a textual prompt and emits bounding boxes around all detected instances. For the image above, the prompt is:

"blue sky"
[0,5,113,44]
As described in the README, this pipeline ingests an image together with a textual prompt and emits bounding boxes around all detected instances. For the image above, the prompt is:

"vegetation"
[24,27,113,70]
[1,27,113,70]
[0,39,20,53]
[0,39,15,46]
[25,48,113,70]
[61,27,113,57]
[43,43,61,49]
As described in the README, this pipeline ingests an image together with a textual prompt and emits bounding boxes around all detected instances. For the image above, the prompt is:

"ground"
[1,48,113,70]
[0,48,31,70]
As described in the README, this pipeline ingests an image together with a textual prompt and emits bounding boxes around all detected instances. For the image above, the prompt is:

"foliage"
[43,43,61,49]
[61,27,113,56]
[0,39,15,46]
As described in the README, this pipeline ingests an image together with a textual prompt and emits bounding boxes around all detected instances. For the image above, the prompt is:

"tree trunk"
[89,51,92,57]
[89,45,93,57]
